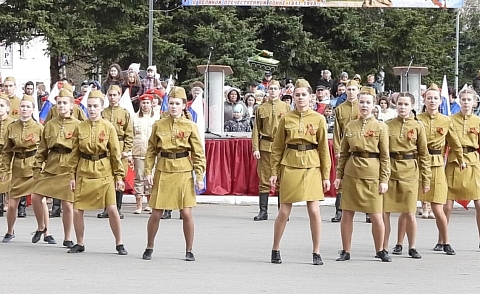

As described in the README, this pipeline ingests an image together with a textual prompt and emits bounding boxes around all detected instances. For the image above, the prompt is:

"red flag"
[456,200,470,210]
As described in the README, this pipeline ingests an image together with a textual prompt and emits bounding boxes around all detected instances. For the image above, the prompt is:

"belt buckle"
[298,145,306,151]
[167,153,176,159]
[397,154,403,160]
[91,154,99,161]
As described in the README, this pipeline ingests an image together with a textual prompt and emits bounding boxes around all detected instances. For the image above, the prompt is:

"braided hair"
[183,107,193,121]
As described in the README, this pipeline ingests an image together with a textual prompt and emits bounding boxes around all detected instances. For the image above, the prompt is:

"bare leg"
[396,213,407,246]
[272,203,293,250]
[474,200,480,242]
[340,210,355,252]
[369,213,385,252]
[382,212,391,251]
[306,201,321,253]
[431,202,449,244]
[180,208,194,252]
[73,209,85,245]
[438,200,454,244]
[6,198,20,234]
[32,194,49,235]
[405,213,417,248]
[61,200,74,241]
[146,209,163,249]
[105,204,123,245]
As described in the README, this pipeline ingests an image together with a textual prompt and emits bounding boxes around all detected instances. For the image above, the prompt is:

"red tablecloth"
[204,138,337,197]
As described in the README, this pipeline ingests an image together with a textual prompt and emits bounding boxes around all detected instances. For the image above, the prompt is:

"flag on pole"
[119,88,136,117]
[79,86,92,117]
[439,75,451,116]
[32,88,39,122]
[189,94,206,194]
[39,82,61,124]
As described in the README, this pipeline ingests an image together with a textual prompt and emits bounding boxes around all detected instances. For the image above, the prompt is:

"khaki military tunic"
[102,105,134,177]
[445,112,480,200]
[384,117,431,213]
[68,119,125,210]
[0,116,15,193]
[33,116,80,201]
[417,112,464,204]
[145,115,206,210]
[251,99,291,193]
[271,109,331,203]
[0,119,43,198]
[44,104,87,124]
[336,116,390,213]
[8,96,21,120]
[333,99,359,155]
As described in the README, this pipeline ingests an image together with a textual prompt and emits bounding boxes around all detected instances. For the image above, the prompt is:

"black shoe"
[44,235,57,244]
[408,248,422,259]
[443,244,456,255]
[17,208,26,218]
[336,250,350,261]
[143,249,153,260]
[49,208,61,218]
[116,244,128,255]
[2,233,15,243]
[376,250,392,262]
[331,211,342,222]
[185,251,195,261]
[433,243,443,251]
[254,210,268,221]
[63,240,74,248]
[118,210,124,220]
[97,210,109,218]
[392,245,403,255]
[31,228,47,243]
[312,253,323,265]
[161,210,172,219]
[68,244,85,253]
[271,250,282,264]
[365,214,371,223]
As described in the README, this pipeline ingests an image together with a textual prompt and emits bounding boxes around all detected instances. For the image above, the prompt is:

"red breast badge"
[177,131,185,139]
[437,127,444,135]
[407,129,415,140]
[117,118,124,126]
[12,109,18,115]
[364,130,375,137]
[99,130,106,143]
[470,127,478,135]
[66,131,73,139]
[25,133,35,143]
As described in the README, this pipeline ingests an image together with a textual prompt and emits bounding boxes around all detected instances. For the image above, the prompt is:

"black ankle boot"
[331,193,342,222]
[254,193,269,221]
[116,191,124,219]
[0,193,4,217]
[161,210,172,219]
[50,198,61,218]
[97,209,109,218]
[17,196,27,218]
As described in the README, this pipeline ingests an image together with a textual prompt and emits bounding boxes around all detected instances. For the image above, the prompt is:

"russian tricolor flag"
[189,94,206,194]
[39,82,61,124]
[439,75,451,116]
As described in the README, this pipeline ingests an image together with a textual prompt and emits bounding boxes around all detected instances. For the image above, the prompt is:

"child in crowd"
[140,66,163,95]
[224,104,251,132]
[323,105,335,133]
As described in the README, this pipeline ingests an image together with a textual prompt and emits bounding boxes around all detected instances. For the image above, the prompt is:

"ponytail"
[183,108,193,121]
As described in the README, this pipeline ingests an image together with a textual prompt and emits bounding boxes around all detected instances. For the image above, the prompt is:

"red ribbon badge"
[437,127,444,135]
[305,123,316,135]
[356,114,360,119]
[364,130,375,137]
[177,131,185,139]
[117,118,124,126]
[470,127,478,135]
[407,129,415,140]
[99,130,106,143]
[25,133,35,143]
[12,109,18,115]
[66,131,73,139]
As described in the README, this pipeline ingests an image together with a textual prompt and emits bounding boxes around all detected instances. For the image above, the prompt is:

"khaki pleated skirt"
[446,162,480,201]
[279,166,324,203]
[149,171,196,210]
[0,174,11,194]
[33,172,74,202]
[384,179,419,213]
[73,176,116,210]
[9,176,34,199]
[418,166,447,204]
[340,175,382,213]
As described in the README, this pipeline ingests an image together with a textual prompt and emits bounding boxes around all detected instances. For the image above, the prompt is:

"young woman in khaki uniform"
[0,94,14,216]
[442,89,480,248]
[0,95,43,243]
[142,86,206,261]
[269,79,331,265]
[32,89,80,248]
[97,85,133,219]
[416,84,465,255]
[44,84,87,124]
[383,93,431,259]
[67,90,127,255]
[334,89,391,262]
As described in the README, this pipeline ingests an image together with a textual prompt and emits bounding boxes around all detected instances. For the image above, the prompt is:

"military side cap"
[21,94,36,105]
[360,86,376,97]
[269,80,280,88]
[3,76,15,84]
[139,94,153,101]
[427,83,440,92]
[169,86,187,100]
[58,88,74,98]
[0,93,9,102]
[62,83,73,92]
[346,80,359,88]
[295,78,311,88]
[108,85,122,94]
[89,90,105,100]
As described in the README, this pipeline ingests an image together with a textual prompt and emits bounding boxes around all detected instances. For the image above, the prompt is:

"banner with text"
[182,0,463,8]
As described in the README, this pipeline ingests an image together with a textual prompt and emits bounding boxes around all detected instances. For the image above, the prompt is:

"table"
[204,138,337,197]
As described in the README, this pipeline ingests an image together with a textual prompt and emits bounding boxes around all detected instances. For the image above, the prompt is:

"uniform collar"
[361,115,374,124]
[395,115,413,123]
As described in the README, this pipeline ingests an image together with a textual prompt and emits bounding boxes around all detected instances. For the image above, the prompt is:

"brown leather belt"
[352,152,380,158]
[14,150,37,159]
[50,146,72,154]
[390,153,417,160]
[428,149,442,155]
[160,151,189,159]
[287,144,318,151]
[463,146,477,153]
[260,135,273,142]
[81,152,107,161]
[118,136,124,141]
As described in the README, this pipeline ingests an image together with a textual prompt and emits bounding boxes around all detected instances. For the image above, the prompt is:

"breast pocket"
[344,132,357,146]
[284,124,297,138]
